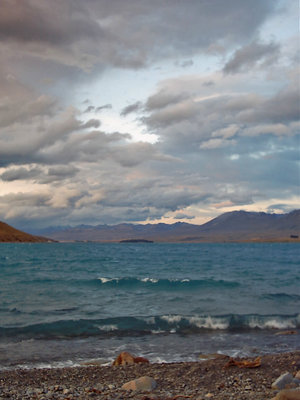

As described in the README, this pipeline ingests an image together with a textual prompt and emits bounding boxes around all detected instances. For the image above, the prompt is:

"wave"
[1,313,299,340]
[97,277,240,289]
[261,293,300,301]
[13,276,240,290]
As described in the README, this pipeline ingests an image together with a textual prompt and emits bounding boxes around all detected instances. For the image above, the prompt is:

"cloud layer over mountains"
[0,0,299,229]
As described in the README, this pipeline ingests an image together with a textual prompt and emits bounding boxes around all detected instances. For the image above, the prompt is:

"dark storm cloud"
[0,0,278,70]
[223,40,280,74]
[0,0,101,45]
[0,166,41,181]
[0,0,298,229]
[0,164,81,185]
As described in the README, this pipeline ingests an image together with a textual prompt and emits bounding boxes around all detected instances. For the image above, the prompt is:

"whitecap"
[189,315,229,330]
[161,315,182,323]
[98,277,118,283]
[141,278,158,283]
[98,325,118,331]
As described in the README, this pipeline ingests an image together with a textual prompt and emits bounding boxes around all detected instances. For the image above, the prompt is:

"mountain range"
[26,209,300,243]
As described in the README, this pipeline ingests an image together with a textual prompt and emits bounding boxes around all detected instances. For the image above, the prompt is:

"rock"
[272,373,294,390]
[291,378,300,388]
[121,376,157,392]
[273,388,300,400]
[112,351,149,366]
[107,384,115,390]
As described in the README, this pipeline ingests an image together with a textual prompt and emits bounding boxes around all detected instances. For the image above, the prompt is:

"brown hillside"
[0,221,51,242]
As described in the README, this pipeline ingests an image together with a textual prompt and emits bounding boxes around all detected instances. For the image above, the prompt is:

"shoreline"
[1,351,299,399]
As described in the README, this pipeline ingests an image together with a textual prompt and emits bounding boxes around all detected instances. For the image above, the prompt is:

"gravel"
[0,352,299,399]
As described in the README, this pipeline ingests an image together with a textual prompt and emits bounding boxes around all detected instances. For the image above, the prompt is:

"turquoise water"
[0,243,299,369]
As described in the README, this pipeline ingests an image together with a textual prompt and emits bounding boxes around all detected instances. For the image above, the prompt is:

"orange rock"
[134,356,150,364]
[224,356,261,368]
[112,351,150,366]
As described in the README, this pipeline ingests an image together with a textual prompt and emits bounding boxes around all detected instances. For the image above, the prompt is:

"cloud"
[141,70,299,153]
[83,106,95,113]
[212,125,239,139]
[0,192,51,220]
[0,69,57,129]
[145,90,189,111]
[200,138,236,150]
[247,85,300,124]
[0,167,42,181]
[223,40,280,74]
[0,0,298,230]
[95,104,112,112]
[121,101,142,116]
[144,99,197,129]
[174,213,195,220]
[0,0,278,71]
[84,104,112,113]
[175,59,194,68]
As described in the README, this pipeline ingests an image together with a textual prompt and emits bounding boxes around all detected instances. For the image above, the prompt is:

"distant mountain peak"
[28,209,299,243]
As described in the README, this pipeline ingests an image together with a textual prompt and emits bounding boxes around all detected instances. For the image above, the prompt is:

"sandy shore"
[0,352,299,399]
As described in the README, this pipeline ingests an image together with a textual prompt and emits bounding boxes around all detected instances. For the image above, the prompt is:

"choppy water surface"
[0,243,299,369]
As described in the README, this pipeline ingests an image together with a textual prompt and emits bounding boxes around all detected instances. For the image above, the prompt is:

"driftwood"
[224,356,261,368]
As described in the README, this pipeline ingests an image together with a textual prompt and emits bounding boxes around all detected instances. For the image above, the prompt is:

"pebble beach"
[0,352,299,400]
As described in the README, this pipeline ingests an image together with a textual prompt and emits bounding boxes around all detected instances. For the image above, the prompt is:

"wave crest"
[97,277,239,289]
[1,313,299,340]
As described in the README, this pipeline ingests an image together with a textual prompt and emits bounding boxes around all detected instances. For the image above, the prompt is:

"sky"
[0,0,299,230]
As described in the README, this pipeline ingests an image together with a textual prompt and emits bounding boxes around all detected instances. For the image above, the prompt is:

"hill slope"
[34,210,300,242]
[0,221,52,242]
[196,210,300,240]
